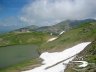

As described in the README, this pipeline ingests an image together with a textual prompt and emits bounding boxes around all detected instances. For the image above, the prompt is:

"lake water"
[0,45,39,68]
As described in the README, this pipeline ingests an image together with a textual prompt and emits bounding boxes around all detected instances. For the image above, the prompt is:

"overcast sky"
[0,0,96,26]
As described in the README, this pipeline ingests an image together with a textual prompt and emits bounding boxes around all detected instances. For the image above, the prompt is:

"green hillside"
[39,21,96,52]
[0,31,52,47]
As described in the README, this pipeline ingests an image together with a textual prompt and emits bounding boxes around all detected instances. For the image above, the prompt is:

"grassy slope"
[39,22,96,52]
[0,31,52,47]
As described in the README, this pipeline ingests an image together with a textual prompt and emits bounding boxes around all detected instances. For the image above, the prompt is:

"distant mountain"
[68,19,96,27]
[35,19,96,34]
[35,20,70,34]
[23,25,39,30]
[0,18,96,34]
[13,25,39,33]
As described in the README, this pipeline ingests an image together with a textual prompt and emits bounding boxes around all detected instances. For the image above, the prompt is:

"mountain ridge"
[13,19,96,35]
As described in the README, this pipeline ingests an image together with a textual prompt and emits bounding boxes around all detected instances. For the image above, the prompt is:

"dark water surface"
[0,45,39,68]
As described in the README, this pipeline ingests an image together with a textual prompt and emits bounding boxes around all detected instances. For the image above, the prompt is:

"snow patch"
[22,42,91,72]
[59,31,65,35]
[47,37,58,42]
[72,61,88,68]
[47,31,65,42]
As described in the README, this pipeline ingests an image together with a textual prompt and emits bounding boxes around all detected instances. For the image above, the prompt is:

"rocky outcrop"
[65,40,96,72]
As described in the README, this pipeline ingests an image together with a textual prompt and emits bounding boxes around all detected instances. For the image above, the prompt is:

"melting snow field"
[22,42,91,72]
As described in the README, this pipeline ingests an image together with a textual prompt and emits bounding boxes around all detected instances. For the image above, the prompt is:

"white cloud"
[20,0,96,26]
[20,16,35,25]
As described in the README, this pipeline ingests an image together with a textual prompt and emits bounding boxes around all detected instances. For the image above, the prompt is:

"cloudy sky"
[0,0,96,26]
